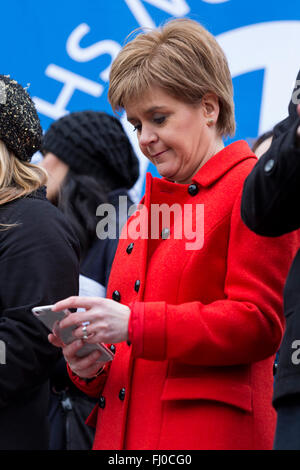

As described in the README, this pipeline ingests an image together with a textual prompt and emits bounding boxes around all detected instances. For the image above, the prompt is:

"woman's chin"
[155,165,176,181]
[159,173,176,181]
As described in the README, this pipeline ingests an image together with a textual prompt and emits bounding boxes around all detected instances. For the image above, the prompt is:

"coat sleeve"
[0,199,80,409]
[67,362,111,398]
[128,190,300,366]
[241,70,300,237]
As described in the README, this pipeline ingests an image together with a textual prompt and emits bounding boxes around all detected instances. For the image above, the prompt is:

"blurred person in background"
[40,110,139,449]
[0,74,79,450]
[49,19,299,450]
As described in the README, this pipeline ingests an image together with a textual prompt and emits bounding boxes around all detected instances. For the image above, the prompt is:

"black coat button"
[119,388,126,401]
[110,344,116,354]
[126,243,134,254]
[188,183,199,196]
[99,396,106,408]
[134,280,141,292]
[112,290,121,302]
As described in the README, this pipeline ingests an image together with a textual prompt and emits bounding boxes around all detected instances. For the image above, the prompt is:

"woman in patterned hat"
[0,75,80,449]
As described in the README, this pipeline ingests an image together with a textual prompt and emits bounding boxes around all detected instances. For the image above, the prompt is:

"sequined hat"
[0,74,42,161]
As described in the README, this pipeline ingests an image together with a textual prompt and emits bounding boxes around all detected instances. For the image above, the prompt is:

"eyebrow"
[127,105,166,122]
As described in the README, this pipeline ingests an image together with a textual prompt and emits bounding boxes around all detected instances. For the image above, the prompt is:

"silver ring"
[82,323,89,340]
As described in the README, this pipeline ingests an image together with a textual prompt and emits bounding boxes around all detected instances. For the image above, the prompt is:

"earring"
[207,119,214,127]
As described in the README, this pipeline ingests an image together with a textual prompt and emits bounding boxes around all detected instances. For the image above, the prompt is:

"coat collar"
[149,140,256,190]
[145,140,257,194]
[26,185,47,200]
[191,140,256,188]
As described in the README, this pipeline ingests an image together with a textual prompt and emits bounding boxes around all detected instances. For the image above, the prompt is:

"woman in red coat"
[49,19,300,449]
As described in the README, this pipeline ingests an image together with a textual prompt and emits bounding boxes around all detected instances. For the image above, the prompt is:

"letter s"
[66,23,121,82]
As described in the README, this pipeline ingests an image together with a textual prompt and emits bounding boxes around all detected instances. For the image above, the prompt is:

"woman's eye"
[153,116,166,125]
[132,116,165,132]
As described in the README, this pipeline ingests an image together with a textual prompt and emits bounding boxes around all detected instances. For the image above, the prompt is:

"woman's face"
[39,152,69,202]
[125,87,223,184]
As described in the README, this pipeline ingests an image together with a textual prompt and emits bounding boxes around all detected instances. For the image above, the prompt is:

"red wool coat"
[69,141,300,450]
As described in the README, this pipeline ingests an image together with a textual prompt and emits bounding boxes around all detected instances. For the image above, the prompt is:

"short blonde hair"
[0,140,47,207]
[108,18,235,137]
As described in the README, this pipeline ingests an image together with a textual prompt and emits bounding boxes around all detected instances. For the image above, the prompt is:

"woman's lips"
[151,149,168,158]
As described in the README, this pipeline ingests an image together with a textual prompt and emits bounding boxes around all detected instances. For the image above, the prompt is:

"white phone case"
[32,305,114,363]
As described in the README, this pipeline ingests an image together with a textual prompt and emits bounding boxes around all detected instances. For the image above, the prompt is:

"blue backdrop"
[1,0,300,198]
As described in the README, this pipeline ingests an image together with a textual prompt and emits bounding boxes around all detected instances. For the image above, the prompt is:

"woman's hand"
[52,296,131,344]
[48,333,108,378]
[48,296,130,378]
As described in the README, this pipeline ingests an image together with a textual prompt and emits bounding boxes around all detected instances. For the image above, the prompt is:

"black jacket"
[241,70,300,449]
[241,70,300,237]
[0,187,80,450]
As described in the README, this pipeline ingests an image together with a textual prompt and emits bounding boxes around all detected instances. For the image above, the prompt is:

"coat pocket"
[161,376,252,412]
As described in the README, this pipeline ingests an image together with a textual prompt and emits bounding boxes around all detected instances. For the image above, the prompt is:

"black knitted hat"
[42,111,139,190]
[0,74,42,161]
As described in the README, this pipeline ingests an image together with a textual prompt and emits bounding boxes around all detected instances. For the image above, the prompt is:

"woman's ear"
[201,93,220,125]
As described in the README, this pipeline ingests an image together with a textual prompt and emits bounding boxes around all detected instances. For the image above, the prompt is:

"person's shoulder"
[14,192,68,227]
[2,191,80,251]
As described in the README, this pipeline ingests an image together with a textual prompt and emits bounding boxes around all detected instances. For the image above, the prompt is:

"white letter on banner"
[125,0,190,29]
[33,65,103,120]
[66,24,121,82]
[142,0,190,15]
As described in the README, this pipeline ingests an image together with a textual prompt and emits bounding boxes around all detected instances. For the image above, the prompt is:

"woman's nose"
[138,125,158,148]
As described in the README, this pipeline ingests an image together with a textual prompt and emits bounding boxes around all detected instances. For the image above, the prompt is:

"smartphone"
[32,304,114,363]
